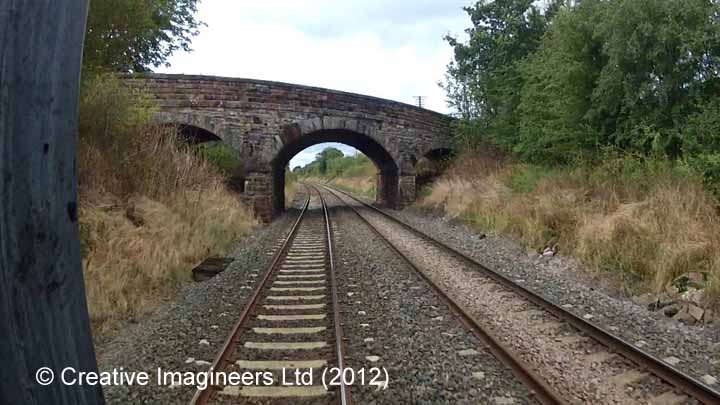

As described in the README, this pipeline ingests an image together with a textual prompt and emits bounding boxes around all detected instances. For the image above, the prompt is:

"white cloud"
[158,0,472,113]
[290,143,358,169]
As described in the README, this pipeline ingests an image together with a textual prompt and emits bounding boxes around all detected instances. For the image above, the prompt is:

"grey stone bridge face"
[122,74,453,220]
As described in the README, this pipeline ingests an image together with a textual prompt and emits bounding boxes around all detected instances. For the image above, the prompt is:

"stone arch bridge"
[122,74,453,220]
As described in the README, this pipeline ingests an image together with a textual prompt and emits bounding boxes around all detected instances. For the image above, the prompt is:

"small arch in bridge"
[416,148,455,189]
[424,147,454,162]
[272,129,400,214]
[170,124,223,144]
[150,122,223,144]
[154,123,245,192]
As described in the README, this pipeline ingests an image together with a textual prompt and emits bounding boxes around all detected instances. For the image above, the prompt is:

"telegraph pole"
[414,96,426,109]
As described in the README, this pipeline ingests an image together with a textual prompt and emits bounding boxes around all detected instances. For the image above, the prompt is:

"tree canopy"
[444,0,720,172]
[83,0,204,72]
[442,0,560,124]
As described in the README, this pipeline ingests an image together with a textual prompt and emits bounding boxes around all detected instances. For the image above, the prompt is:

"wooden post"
[0,1,103,404]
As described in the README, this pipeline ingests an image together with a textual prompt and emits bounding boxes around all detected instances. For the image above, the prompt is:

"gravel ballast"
[96,189,532,404]
[96,207,298,404]
[95,182,720,403]
[387,205,720,391]
[340,197,668,403]
[324,192,532,404]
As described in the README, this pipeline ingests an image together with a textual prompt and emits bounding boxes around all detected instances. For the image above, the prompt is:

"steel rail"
[324,184,720,405]
[310,184,352,405]
[320,185,564,405]
[190,187,312,405]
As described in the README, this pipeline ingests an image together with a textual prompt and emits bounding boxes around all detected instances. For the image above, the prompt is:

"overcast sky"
[157,0,472,168]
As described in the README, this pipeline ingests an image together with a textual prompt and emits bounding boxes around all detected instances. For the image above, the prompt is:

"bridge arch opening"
[272,129,400,214]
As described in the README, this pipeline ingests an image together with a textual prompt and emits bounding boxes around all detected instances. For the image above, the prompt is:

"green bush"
[77,73,157,196]
[78,73,155,150]
[196,142,244,179]
[685,153,720,198]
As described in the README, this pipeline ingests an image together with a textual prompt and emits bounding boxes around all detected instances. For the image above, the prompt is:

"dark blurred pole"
[0,1,103,404]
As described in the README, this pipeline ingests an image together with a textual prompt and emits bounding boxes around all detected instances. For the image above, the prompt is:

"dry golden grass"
[77,75,256,336]
[79,131,256,336]
[287,174,376,199]
[285,181,298,208]
[576,181,720,297]
[80,188,255,335]
[420,152,720,304]
[329,175,377,198]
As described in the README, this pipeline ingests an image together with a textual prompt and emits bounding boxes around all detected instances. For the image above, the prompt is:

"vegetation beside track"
[78,74,256,337]
[423,0,720,307]
[77,1,256,337]
[420,150,720,306]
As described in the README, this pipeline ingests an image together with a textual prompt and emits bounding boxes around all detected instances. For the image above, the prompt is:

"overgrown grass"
[420,151,720,305]
[78,74,256,336]
[285,180,298,208]
[328,154,377,197]
[329,176,376,198]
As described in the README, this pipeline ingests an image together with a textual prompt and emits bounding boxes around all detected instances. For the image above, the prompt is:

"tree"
[83,0,204,72]
[1,1,103,403]
[316,148,344,175]
[683,98,720,195]
[515,0,605,163]
[317,148,344,161]
[588,0,720,157]
[442,0,561,142]
[447,0,720,169]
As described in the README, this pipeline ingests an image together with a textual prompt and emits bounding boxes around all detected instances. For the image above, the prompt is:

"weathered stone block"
[398,175,416,207]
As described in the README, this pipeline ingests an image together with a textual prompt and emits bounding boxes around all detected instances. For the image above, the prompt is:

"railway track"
[320,184,720,405]
[191,186,350,404]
